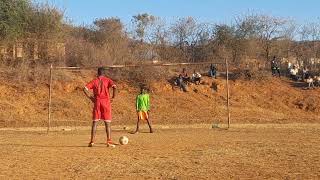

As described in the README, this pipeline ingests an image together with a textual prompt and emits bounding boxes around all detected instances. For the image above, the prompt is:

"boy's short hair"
[140,84,146,90]
[140,84,149,92]
[98,67,105,76]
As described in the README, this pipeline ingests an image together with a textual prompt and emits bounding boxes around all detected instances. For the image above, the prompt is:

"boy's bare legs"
[89,121,98,147]
[133,116,140,134]
[104,121,111,140]
[146,118,153,133]
[104,121,115,147]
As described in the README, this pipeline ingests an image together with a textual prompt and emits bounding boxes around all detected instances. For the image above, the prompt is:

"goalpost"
[47,60,231,133]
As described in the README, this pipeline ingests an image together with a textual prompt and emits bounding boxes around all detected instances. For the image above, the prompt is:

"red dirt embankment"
[0,72,319,127]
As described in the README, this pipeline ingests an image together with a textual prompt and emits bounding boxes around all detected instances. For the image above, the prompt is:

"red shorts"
[93,98,112,122]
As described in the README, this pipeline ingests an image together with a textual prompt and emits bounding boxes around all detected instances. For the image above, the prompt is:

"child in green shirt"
[133,86,153,134]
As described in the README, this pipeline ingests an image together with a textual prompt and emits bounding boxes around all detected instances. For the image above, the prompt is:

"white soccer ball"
[119,136,129,145]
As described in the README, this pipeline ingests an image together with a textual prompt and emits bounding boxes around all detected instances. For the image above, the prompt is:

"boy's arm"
[111,86,116,102]
[108,79,116,102]
[83,87,94,103]
[84,80,95,103]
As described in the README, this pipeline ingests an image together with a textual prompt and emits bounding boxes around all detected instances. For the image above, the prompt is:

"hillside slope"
[0,73,319,127]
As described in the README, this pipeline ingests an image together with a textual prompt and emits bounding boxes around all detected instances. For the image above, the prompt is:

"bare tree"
[255,15,288,61]
[92,18,130,64]
[191,22,213,62]
[170,17,198,61]
[171,17,197,48]
[298,20,320,67]
[131,13,156,42]
[212,24,237,61]
[147,18,171,61]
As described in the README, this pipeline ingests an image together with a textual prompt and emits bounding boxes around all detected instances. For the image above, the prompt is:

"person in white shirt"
[290,66,299,81]
[192,70,202,85]
[306,76,315,89]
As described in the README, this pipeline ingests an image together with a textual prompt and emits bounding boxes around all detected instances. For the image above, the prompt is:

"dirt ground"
[0,124,319,179]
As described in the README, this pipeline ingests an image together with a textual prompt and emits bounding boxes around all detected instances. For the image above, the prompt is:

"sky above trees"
[35,0,320,25]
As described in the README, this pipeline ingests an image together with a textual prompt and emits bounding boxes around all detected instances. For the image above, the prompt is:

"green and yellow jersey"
[136,93,150,112]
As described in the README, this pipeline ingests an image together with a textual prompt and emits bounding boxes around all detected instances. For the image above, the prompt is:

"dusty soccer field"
[0,124,319,179]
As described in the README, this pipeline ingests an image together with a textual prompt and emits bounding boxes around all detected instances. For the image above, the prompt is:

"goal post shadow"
[47,60,231,133]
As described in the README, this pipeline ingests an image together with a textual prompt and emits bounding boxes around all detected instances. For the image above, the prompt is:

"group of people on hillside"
[288,65,309,82]
[289,64,320,88]
[175,68,200,92]
[272,56,320,88]
[175,64,217,92]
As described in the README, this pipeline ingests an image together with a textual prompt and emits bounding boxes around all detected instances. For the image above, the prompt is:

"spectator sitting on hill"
[175,74,187,92]
[209,64,217,78]
[304,70,311,80]
[306,76,315,89]
[192,70,202,85]
[302,67,309,81]
[314,76,320,87]
[180,68,190,83]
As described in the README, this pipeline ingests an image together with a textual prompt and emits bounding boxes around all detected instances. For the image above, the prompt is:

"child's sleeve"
[107,78,116,88]
[147,94,150,111]
[85,80,95,90]
[136,95,139,111]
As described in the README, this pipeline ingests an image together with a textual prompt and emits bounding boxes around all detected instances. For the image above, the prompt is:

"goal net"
[47,61,230,132]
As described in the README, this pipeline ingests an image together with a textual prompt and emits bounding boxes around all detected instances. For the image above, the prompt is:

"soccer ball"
[119,136,129,145]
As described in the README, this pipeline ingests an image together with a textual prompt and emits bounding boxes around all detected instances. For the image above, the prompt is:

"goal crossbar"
[52,61,227,70]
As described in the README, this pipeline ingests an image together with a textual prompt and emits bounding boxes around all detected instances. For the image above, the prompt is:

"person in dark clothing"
[302,67,310,81]
[209,64,217,78]
[175,74,187,92]
[271,56,281,77]
[180,68,190,83]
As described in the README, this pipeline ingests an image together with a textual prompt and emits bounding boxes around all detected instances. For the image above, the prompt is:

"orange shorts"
[137,111,149,120]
